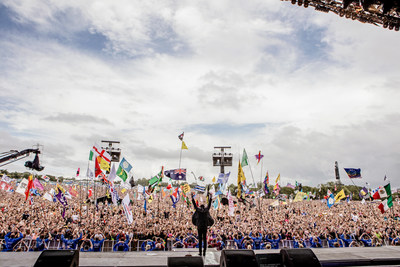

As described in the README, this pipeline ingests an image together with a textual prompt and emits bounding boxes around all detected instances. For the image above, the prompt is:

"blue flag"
[344,168,361,178]
[327,194,335,208]
[119,158,133,173]
[194,185,206,192]
[164,169,186,181]
[359,187,369,199]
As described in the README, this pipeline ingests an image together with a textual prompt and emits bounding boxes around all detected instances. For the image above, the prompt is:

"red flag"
[172,187,179,198]
[167,179,172,190]
[95,157,102,178]
[88,188,93,198]
[25,175,34,201]
[69,186,78,197]
[76,168,80,177]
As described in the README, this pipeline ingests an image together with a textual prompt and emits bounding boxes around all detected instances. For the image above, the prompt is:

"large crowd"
[0,181,399,252]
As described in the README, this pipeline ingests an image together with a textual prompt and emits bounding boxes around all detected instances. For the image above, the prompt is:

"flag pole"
[247,158,256,190]
[178,141,183,170]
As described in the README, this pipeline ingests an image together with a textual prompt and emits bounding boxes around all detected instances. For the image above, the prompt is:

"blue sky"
[0,0,399,189]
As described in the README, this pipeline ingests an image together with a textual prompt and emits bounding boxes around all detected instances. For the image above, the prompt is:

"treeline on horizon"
[1,169,396,201]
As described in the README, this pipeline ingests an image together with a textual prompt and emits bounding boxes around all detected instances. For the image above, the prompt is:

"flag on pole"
[181,141,188,150]
[92,144,111,163]
[167,179,172,190]
[241,149,248,167]
[170,187,180,208]
[378,199,391,213]
[344,168,361,178]
[182,184,191,194]
[122,194,133,224]
[178,132,184,141]
[275,174,281,184]
[255,151,264,164]
[95,157,102,178]
[148,166,164,188]
[25,175,34,201]
[86,168,94,180]
[263,171,269,194]
[117,158,133,182]
[237,161,246,198]
[69,186,78,197]
[217,172,230,184]
[97,156,110,172]
[373,183,392,200]
[334,189,346,203]
[108,164,117,183]
[33,178,44,191]
[76,168,80,177]
[294,192,307,202]
[359,187,369,199]
[194,185,206,192]
[164,169,186,181]
[374,183,393,213]
[89,150,94,161]
[327,194,335,208]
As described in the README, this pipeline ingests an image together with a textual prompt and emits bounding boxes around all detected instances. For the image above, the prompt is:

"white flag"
[122,194,133,224]
[108,164,116,183]
[43,192,53,202]
[16,178,29,195]
[1,175,12,183]
[87,167,94,179]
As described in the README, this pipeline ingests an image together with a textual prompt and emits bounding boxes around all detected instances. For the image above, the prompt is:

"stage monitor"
[34,250,79,267]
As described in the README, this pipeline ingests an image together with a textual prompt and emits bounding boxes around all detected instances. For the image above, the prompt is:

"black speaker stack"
[34,250,79,267]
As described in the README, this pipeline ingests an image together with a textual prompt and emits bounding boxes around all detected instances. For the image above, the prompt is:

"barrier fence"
[0,237,392,252]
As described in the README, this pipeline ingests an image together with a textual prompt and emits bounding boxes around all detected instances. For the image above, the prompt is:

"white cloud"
[0,1,399,189]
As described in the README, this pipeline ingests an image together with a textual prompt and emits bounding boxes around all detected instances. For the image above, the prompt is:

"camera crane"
[0,148,44,171]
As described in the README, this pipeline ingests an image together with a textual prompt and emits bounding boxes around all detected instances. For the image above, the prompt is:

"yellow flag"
[212,176,216,183]
[275,174,280,184]
[148,194,153,203]
[182,183,191,194]
[97,156,110,171]
[294,192,307,202]
[56,184,65,194]
[121,188,127,194]
[181,141,188,150]
[237,161,246,198]
[334,189,346,203]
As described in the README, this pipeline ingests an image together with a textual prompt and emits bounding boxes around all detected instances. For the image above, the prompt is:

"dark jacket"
[192,194,213,229]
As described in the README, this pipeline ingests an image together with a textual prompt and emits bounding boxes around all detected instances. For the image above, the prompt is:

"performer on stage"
[191,191,214,256]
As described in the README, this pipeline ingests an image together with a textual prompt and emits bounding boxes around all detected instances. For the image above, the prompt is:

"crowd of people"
[0,180,399,253]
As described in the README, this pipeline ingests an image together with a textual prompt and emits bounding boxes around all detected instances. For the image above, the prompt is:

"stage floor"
[1,247,400,267]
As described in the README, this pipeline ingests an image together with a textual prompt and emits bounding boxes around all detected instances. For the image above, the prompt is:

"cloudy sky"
[0,0,399,189]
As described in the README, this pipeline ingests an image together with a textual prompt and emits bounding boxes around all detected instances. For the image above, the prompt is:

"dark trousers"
[198,227,207,255]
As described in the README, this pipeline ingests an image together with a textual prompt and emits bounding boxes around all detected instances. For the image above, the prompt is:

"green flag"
[117,166,128,181]
[148,166,164,187]
[384,183,393,208]
[89,150,94,161]
[241,149,248,167]
[148,175,160,186]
